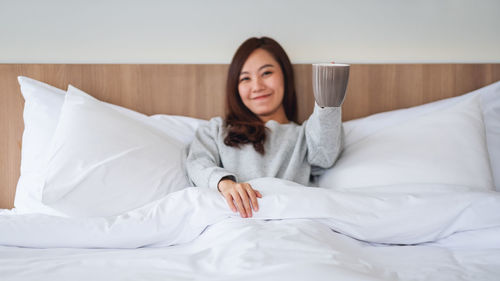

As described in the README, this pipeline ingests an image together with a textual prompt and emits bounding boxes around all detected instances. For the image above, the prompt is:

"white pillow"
[15,77,207,215]
[319,95,494,190]
[40,86,190,217]
[335,80,500,190]
[15,77,66,215]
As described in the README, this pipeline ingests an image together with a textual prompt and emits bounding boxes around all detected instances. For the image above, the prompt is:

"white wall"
[1,0,499,63]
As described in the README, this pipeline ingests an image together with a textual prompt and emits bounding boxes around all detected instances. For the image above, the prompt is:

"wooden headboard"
[1,64,500,209]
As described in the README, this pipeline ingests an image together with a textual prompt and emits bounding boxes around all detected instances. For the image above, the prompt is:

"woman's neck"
[258,106,289,124]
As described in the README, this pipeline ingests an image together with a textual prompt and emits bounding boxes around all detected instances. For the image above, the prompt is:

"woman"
[186,37,343,218]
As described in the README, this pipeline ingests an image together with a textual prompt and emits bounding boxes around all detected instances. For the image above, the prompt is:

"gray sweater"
[186,104,343,189]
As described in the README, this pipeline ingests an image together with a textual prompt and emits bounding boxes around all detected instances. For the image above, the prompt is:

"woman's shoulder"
[205,116,225,130]
[196,116,225,136]
[208,116,224,125]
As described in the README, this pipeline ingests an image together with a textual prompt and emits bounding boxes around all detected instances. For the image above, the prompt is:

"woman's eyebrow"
[240,64,275,75]
[259,64,274,71]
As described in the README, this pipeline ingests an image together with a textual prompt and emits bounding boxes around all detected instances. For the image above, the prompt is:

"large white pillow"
[40,86,191,217]
[15,77,207,215]
[319,94,494,190]
[15,77,66,215]
[333,80,500,190]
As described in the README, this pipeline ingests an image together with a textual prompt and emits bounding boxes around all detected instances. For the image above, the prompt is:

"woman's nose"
[251,76,265,92]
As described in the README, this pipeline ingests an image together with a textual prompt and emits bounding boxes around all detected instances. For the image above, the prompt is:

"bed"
[0,64,500,281]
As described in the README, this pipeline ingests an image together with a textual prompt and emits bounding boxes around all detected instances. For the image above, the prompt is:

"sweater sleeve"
[304,103,344,169]
[185,118,237,189]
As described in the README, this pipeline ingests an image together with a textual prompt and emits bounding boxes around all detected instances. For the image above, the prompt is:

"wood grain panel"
[0,65,24,210]
[341,64,500,120]
[1,64,500,209]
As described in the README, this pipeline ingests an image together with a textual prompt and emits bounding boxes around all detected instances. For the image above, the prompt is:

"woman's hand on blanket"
[218,179,262,218]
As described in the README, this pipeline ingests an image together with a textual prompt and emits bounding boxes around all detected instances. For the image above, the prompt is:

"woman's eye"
[263,71,272,76]
[239,77,250,83]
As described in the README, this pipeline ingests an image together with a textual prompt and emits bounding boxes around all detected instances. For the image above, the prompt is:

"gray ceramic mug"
[312,63,350,107]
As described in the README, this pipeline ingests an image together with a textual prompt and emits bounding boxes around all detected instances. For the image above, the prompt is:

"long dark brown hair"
[223,37,298,154]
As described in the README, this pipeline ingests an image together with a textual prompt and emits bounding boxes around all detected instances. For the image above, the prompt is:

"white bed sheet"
[1,219,499,281]
[1,177,500,280]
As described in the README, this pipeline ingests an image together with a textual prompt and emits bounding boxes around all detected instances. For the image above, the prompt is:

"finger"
[255,190,263,198]
[231,192,247,218]
[237,186,253,218]
[246,187,259,212]
[224,193,237,212]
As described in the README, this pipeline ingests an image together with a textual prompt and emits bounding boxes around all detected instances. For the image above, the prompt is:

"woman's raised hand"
[217,179,262,218]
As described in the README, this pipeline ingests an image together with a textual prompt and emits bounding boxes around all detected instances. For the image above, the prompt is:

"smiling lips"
[252,93,272,100]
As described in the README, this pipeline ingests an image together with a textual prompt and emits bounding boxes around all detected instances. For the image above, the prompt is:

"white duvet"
[1,178,500,280]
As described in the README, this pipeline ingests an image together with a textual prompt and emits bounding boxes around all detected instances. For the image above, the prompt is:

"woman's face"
[238,48,287,123]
